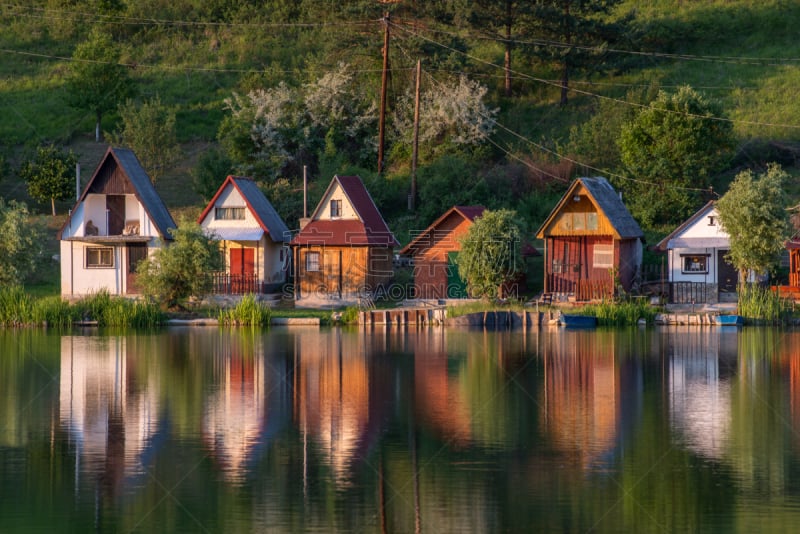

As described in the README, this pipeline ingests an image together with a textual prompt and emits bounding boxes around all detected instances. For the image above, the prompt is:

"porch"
[210,272,283,295]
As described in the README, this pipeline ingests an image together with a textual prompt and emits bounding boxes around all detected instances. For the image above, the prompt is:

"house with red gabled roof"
[290,175,399,300]
[58,146,176,298]
[197,175,290,294]
[399,205,485,299]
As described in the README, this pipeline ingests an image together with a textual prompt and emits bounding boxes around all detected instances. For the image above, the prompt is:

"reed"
[218,295,272,326]
[71,291,165,327]
[31,296,75,328]
[737,284,792,324]
[0,286,34,326]
[579,298,658,326]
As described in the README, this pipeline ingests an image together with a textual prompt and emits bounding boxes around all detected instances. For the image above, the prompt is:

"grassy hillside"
[3,0,800,224]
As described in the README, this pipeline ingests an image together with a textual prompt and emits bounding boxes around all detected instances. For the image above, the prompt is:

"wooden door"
[126,243,147,294]
[717,250,738,293]
[323,249,341,297]
[106,195,125,235]
[230,247,255,293]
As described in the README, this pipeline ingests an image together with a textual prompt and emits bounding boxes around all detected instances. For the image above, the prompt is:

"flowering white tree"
[392,74,497,157]
[220,82,303,179]
[304,62,378,162]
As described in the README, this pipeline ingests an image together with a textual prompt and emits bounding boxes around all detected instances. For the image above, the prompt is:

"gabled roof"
[535,177,644,240]
[292,175,399,247]
[197,175,290,242]
[654,201,724,252]
[58,146,176,240]
[399,205,485,256]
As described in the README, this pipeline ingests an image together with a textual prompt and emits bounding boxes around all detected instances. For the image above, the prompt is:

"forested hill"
[2,0,800,242]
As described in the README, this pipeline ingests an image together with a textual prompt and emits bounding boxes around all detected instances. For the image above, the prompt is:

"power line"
[391,20,800,131]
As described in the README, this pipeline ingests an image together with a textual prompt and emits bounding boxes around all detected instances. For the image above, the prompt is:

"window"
[330,199,342,218]
[682,254,709,274]
[215,207,246,220]
[86,247,114,268]
[306,251,320,272]
[592,244,614,269]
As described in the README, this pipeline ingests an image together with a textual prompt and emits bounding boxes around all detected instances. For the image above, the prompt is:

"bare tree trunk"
[51,197,56,217]
[95,110,102,142]
[504,4,512,97]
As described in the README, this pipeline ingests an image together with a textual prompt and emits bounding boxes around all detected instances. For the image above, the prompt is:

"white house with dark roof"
[58,146,176,298]
[655,201,739,304]
[197,175,290,294]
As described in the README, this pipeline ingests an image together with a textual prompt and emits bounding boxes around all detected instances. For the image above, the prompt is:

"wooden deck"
[771,285,800,302]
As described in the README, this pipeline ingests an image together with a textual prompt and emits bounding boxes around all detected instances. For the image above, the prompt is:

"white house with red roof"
[290,175,398,300]
[197,175,290,294]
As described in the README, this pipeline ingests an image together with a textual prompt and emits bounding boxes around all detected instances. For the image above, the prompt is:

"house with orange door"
[198,175,290,294]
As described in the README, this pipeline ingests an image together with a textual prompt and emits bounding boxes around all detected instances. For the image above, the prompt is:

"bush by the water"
[0,287,165,328]
[737,284,793,324]
[579,298,658,326]
[218,295,272,326]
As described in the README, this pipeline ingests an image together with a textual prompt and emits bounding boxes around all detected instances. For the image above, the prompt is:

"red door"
[230,248,255,293]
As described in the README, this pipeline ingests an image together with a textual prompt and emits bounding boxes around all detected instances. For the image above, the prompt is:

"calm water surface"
[2,326,800,533]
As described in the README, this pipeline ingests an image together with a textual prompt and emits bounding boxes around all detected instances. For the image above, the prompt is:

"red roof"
[291,219,397,246]
[399,205,485,255]
[291,175,399,247]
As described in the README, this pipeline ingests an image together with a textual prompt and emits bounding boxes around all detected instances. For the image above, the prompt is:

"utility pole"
[409,59,421,212]
[377,12,390,175]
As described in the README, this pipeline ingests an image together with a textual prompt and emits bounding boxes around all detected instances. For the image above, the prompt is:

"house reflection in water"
[540,330,633,469]
[292,330,390,485]
[59,336,161,496]
[411,330,472,446]
[668,328,737,460]
[202,336,265,484]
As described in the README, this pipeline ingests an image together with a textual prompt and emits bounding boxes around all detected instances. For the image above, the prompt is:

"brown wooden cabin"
[535,177,644,300]
[399,205,485,299]
[290,175,399,300]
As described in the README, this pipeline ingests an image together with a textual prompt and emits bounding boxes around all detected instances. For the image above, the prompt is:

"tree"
[0,200,46,287]
[66,28,135,142]
[136,221,223,309]
[617,85,735,230]
[531,0,631,106]
[391,74,497,162]
[192,148,233,202]
[18,145,79,216]
[715,163,791,287]
[109,96,180,183]
[467,0,534,97]
[456,209,523,298]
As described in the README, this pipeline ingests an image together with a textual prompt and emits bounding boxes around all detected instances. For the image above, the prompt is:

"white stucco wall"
[317,182,358,220]
[61,194,156,239]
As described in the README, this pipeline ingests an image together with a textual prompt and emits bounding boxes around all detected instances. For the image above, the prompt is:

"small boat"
[559,313,598,328]
[715,314,744,326]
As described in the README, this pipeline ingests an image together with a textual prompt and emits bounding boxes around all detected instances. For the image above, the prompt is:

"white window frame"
[215,206,246,220]
[306,251,321,272]
[592,244,614,269]
[86,247,114,268]
[681,254,709,274]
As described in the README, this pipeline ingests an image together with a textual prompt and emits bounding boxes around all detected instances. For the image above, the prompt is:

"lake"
[2,325,800,533]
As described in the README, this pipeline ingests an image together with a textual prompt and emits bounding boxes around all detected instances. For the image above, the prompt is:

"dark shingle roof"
[113,148,176,238]
[197,176,290,242]
[58,146,176,240]
[536,177,643,240]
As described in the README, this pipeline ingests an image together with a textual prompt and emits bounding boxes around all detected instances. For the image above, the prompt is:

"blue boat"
[715,314,744,326]
[559,314,598,328]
